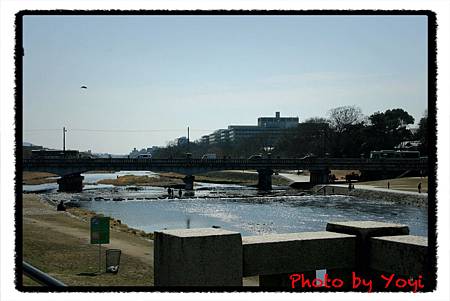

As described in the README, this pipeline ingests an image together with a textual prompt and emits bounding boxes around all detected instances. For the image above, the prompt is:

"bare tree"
[328,106,364,133]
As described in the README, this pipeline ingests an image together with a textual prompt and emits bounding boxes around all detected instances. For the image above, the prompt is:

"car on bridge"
[298,153,318,160]
[201,153,217,160]
[369,150,420,159]
[31,149,80,159]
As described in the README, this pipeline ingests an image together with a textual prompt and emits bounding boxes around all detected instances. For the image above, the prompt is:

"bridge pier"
[57,174,84,192]
[257,169,273,190]
[183,175,195,190]
[309,169,330,185]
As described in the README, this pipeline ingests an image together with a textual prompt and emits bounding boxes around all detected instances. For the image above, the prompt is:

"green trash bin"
[106,249,121,274]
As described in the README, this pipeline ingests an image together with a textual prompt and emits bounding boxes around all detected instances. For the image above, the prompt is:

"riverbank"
[23,171,57,185]
[22,194,154,286]
[97,171,291,187]
[314,183,428,207]
[22,194,260,287]
[24,170,292,188]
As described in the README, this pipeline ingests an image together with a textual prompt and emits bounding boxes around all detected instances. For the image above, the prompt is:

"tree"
[369,109,414,131]
[365,108,415,151]
[326,106,366,157]
[416,110,428,156]
[304,117,330,124]
[328,106,364,133]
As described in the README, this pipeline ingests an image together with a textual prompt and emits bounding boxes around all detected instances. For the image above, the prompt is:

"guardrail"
[23,261,67,287]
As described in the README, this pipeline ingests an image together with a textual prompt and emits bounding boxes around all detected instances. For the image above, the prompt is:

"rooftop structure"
[258,111,299,128]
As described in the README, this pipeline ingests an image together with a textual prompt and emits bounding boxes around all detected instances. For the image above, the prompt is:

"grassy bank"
[97,174,183,187]
[23,171,57,185]
[22,194,154,286]
[358,177,428,193]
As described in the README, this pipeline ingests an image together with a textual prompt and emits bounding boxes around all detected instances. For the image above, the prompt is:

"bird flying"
[80,86,87,89]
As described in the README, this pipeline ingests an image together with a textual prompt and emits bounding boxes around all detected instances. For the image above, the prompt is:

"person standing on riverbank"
[56,200,66,211]
[418,182,422,193]
[178,189,182,198]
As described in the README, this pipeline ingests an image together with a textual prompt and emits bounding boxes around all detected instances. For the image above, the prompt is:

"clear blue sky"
[23,15,428,154]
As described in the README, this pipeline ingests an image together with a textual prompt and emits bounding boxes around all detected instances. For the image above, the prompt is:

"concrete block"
[154,228,242,286]
[326,221,409,238]
[242,231,356,277]
[326,221,410,272]
[369,235,428,277]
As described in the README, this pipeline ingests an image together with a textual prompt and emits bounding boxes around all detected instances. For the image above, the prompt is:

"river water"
[23,171,428,237]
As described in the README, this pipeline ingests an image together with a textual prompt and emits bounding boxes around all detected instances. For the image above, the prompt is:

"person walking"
[418,182,422,194]
[178,189,182,198]
[387,181,390,189]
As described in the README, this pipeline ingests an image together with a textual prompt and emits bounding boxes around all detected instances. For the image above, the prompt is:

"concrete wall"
[369,235,428,277]
[242,231,356,277]
[154,221,431,290]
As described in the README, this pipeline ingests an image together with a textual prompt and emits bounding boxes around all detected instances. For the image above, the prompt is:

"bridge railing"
[154,221,430,290]
[23,157,427,172]
[23,261,67,287]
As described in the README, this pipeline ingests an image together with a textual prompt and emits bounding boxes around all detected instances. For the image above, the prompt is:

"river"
[23,171,428,237]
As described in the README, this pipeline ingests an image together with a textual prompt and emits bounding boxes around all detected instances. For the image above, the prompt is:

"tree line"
[151,106,428,159]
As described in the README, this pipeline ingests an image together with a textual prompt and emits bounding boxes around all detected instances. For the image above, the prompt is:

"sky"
[22,14,428,154]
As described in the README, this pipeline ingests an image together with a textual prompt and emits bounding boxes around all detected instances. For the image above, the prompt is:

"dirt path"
[22,194,154,286]
[24,215,153,264]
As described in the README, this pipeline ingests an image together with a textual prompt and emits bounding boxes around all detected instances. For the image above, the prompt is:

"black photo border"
[14,9,438,293]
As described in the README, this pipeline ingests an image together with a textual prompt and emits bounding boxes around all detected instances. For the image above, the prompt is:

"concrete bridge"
[23,157,427,192]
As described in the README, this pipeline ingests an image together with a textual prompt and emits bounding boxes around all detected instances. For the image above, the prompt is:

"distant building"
[227,125,259,141]
[208,112,299,144]
[129,146,158,158]
[209,129,229,144]
[258,111,299,128]
[201,135,210,144]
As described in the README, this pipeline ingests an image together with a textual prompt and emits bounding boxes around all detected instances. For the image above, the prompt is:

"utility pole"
[187,126,190,151]
[323,129,326,157]
[63,127,67,152]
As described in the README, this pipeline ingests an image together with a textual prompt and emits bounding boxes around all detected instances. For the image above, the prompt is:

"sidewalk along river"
[23,171,428,237]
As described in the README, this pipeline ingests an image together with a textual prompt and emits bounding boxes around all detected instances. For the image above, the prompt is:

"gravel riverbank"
[314,184,428,207]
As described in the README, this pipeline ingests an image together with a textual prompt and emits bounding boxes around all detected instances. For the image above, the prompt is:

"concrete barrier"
[243,231,355,274]
[369,235,429,277]
[153,221,429,290]
[154,228,242,286]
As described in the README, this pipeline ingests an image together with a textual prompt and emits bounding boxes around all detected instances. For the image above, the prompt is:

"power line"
[24,128,215,133]
[23,129,61,132]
